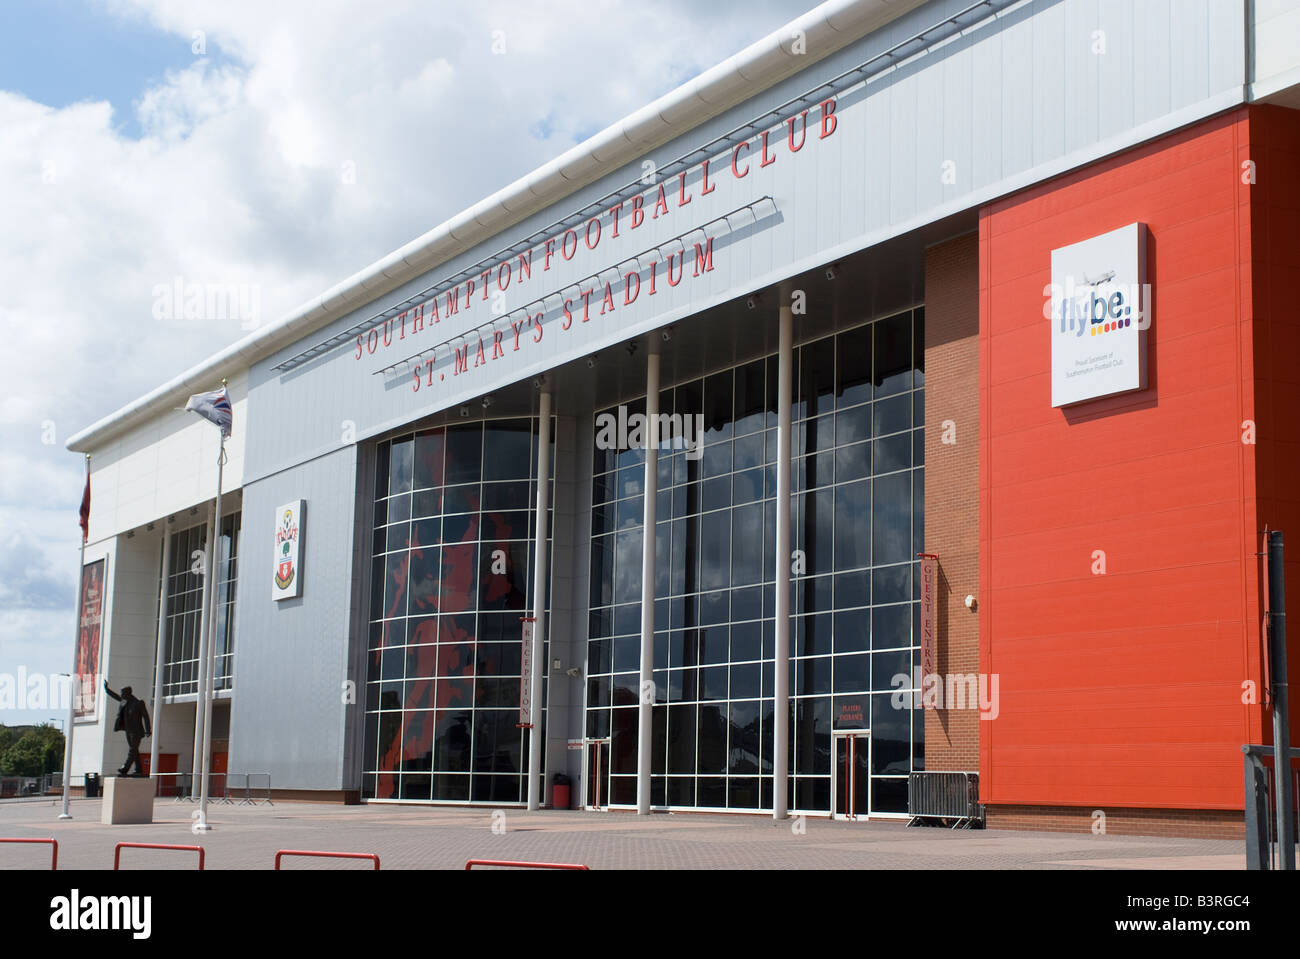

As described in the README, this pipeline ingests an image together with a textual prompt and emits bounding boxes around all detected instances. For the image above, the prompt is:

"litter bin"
[84,773,101,798]
[552,772,572,810]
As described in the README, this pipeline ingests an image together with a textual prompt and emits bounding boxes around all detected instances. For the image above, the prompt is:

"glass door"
[831,731,870,820]
[584,738,610,810]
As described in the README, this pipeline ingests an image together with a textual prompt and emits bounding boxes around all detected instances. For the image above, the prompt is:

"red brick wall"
[985,804,1244,839]
[923,232,981,772]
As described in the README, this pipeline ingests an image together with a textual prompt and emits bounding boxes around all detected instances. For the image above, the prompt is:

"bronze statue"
[103,681,152,777]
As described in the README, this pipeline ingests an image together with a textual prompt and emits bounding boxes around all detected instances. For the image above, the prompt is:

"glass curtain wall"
[362,418,553,803]
[586,308,924,814]
[162,512,241,697]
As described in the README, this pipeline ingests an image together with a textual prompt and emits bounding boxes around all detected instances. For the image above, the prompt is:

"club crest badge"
[273,501,303,600]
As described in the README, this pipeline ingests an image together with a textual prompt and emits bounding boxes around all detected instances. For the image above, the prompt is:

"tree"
[0,724,64,778]
[0,733,45,777]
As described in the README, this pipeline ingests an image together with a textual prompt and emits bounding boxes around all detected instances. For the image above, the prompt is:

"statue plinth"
[100,776,155,825]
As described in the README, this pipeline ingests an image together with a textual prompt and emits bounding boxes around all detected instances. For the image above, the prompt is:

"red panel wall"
[978,108,1273,811]
[1249,104,1300,769]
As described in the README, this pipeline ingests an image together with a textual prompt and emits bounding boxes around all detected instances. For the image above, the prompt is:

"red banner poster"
[74,558,107,721]
[918,553,938,708]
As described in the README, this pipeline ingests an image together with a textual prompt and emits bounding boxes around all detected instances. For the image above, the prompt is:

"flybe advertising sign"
[1049,222,1149,408]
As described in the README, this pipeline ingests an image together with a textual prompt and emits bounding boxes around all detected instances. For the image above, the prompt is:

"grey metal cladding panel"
[1135,0,1174,128]
[242,0,1246,483]
[999,6,1037,175]
[1208,0,1247,89]
[227,445,358,790]
[1036,0,1070,164]
[938,46,974,211]
[889,61,920,223]
[969,27,1004,188]
[1095,0,1136,144]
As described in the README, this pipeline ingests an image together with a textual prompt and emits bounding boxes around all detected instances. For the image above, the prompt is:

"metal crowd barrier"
[147,771,191,800]
[114,842,205,870]
[1,837,58,869]
[220,773,247,804]
[150,771,272,805]
[1243,745,1299,870]
[907,771,982,828]
[0,776,43,798]
[465,859,590,870]
[275,849,379,870]
[244,773,273,805]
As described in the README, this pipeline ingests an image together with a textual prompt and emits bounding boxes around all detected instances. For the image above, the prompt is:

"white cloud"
[0,0,813,721]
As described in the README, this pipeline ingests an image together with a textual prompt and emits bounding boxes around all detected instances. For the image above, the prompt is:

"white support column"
[773,283,794,820]
[636,343,660,815]
[148,527,172,792]
[190,503,216,795]
[526,389,552,811]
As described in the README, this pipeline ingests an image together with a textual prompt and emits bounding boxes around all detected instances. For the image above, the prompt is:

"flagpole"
[195,380,227,832]
[59,453,90,820]
[189,504,213,795]
[190,504,214,799]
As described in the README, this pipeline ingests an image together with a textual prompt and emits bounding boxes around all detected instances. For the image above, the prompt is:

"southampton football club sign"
[272,500,304,601]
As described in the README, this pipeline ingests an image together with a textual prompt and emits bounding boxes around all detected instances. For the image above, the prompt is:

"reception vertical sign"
[918,553,938,705]
[519,617,535,727]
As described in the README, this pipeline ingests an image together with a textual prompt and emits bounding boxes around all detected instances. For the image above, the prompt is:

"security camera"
[565,667,583,678]
[481,395,493,409]
[746,296,757,310]
[964,594,976,610]
[825,264,840,281]
[626,341,638,357]
[459,405,470,418]
[661,328,673,342]
[586,355,597,369]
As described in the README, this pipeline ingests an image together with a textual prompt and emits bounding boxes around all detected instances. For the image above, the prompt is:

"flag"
[185,387,233,438]
[78,472,90,544]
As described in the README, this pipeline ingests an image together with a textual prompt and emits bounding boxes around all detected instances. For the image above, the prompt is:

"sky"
[0,0,819,726]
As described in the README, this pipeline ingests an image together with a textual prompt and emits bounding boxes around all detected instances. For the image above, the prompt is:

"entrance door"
[212,751,228,799]
[584,738,610,810]
[830,731,871,820]
[156,754,179,797]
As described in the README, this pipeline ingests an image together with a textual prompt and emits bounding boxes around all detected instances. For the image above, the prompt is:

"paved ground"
[0,797,1246,870]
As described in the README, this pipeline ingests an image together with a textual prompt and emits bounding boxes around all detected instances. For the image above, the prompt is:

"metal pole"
[1268,530,1294,869]
[773,283,793,820]
[526,389,552,810]
[189,502,216,797]
[637,344,660,815]
[58,674,75,819]
[59,453,89,820]
[196,436,225,831]
[148,528,172,794]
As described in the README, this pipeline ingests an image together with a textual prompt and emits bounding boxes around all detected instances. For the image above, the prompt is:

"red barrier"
[465,859,589,870]
[114,842,205,870]
[274,849,380,870]
[1,837,58,870]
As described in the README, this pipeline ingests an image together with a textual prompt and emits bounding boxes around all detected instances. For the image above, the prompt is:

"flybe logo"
[1052,274,1143,339]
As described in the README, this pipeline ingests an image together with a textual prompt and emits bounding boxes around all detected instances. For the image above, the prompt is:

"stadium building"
[65,0,1300,836]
